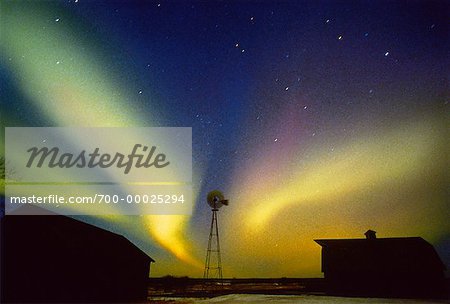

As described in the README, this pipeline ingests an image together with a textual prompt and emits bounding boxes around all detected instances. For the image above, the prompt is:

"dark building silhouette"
[315,230,447,298]
[1,206,155,303]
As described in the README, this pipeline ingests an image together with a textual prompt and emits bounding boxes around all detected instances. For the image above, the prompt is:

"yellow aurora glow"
[242,119,442,231]
[223,115,448,277]
[1,2,448,278]
[0,4,142,126]
[0,2,202,270]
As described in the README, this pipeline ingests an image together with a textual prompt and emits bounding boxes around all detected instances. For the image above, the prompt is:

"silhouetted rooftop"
[315,236,445,273]
[2,205,154,302]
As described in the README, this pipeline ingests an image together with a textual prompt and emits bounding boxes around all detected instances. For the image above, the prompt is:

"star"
[250,17,254,21]
[235,43,239,48]
[241,49,245,53]
[274,138,278,142]
[55,18,60,22]
[285,86,289,91]
[326,19,330,23]
[138,90,143,94]
[338,35,343,40]
[384,51,390,56]
[303,105,307,110]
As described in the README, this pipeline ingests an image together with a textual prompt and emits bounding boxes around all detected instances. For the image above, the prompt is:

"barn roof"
[5,205,155,262]
[3,205,155,302]
[315,236,445,272]
[316,236,425,247]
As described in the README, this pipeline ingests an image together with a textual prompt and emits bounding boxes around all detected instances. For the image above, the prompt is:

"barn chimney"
[365,229,377,240]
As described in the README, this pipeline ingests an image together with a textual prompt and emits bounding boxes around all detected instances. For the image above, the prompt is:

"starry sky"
[1,0,449,278]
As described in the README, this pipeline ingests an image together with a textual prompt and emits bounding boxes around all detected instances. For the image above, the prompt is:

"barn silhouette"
[315,230,446,298]
[1,206,154,303]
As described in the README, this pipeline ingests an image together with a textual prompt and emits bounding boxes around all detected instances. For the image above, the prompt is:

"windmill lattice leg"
[203,209,223,283]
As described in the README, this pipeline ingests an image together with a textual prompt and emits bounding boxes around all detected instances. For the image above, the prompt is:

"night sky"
[1,1,448,277]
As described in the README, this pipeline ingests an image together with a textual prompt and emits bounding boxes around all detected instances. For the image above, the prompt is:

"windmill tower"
[203,190,229,281]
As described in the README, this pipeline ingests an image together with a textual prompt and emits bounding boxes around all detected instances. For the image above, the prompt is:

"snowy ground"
[149,294,449,304]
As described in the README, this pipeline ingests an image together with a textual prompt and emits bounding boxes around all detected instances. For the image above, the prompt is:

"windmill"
[203,190,229,282]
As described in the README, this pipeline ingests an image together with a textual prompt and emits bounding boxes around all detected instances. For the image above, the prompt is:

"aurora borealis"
[0,1,448,278]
